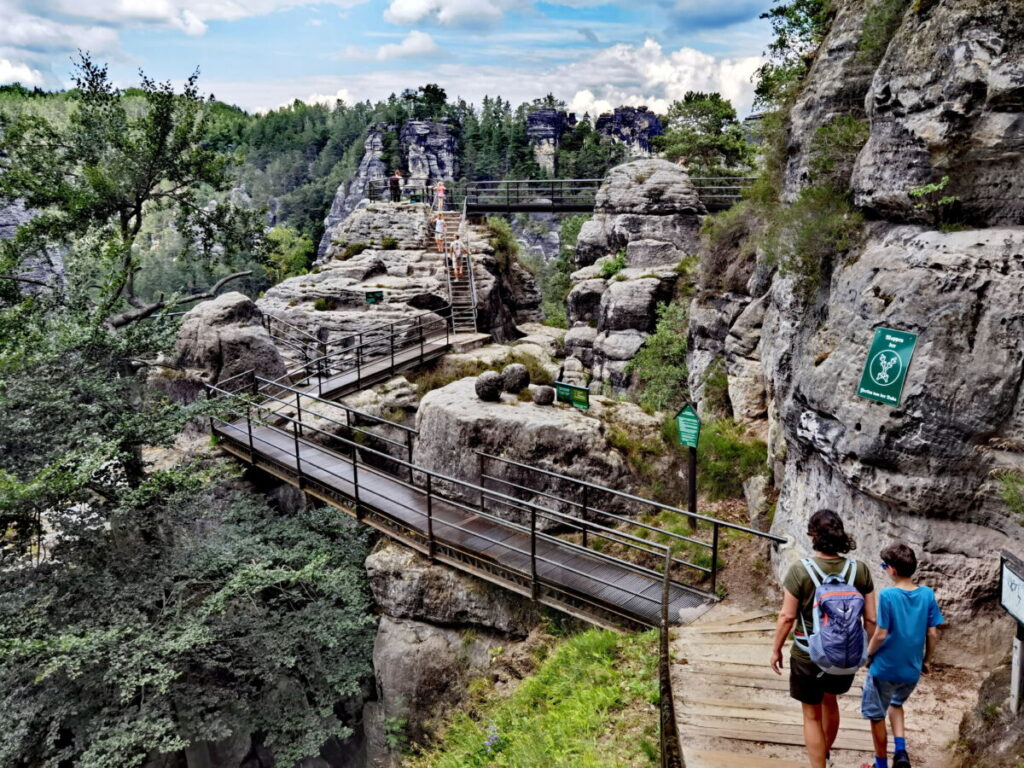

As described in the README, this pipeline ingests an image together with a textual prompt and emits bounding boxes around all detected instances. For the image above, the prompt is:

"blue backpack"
[794,558,868,675]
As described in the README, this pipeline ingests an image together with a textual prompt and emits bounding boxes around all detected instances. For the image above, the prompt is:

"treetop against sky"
[0,0,773,115]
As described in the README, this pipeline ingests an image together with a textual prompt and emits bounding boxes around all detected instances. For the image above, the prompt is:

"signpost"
[365,290,384,304]
[675,404,701,530]
[554,381,590,411]
[1000,550,1024,713]
[857,327,919,407]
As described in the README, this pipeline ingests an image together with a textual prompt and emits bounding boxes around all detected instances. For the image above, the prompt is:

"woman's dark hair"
[807,509,856,555]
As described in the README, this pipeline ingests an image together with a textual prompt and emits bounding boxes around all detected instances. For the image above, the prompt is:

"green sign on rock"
[555,381,590,411]
[857,327,919,407]
[675,405,701,448]
[365,290,384,304]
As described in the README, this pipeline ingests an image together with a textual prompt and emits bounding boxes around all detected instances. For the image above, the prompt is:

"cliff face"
[0,199,65,293]
[688,0,1024,661]
[526,108,575,176]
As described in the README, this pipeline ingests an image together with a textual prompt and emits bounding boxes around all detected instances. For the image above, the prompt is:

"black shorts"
[789,654,855,705]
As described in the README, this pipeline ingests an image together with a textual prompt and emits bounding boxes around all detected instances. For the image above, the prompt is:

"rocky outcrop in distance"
[0,198,65,293]
[317,121,459,260]
[526,108,576,176]
[595,106,663,157]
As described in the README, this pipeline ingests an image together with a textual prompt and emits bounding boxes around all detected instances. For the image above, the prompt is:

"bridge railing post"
[295,391,303,437]
[352,436,361,520]
[407,430,414,485]
[710,522,720,595]
[426,473,435,560]
[246,400,254,456]
[530,508,539,600]
[291,411,303,481]
[581,484,589,548]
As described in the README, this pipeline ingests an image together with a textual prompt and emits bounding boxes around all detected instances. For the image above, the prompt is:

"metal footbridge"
[368,177,756,214]
[212,307,785,767]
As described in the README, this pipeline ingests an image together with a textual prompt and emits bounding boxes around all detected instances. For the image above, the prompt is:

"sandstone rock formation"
[169,291,287,393]
[526,108,575,176]
[0,198,64,293]
[685,0,1024,663]
[317,126,389,259]
[413,377,671,526]
[566,159,701,390]
[595,106,663,157]
[263,203,539,345]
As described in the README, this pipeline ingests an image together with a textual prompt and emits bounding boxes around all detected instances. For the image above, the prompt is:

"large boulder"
[851,0,1024,225]
[171,292,287,387]
[598,277,671,333]
[365,541,540,637]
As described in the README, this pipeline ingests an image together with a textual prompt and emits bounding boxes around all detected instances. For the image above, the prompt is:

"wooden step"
[684,749,806,768]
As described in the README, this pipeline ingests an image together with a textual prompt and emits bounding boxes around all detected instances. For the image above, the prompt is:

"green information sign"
[857,327,919,406]
[554,381,590,411]
[675,404,701,448]
[365,290,384,304]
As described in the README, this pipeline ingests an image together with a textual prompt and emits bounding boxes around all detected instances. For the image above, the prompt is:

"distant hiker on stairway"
[389,169,402,202]
[434,216,445,253]
[434,179,446,211]
[450,234,466,280]
[859,543,943,768]
[770,509,877,768]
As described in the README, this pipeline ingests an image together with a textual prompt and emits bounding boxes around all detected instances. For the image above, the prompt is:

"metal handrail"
[476,451,786,543]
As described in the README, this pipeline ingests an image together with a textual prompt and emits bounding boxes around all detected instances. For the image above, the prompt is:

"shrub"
[908,175,961,228]
[313,297,338,311]
[858,0,911,65]
[998,471,1024,520]
[695,418,768,500]
[599,251,627,279]
[380,236,399,250]
[698,201,762,292]
[700,357,731,417]
[486,216,519,271]
[763,185,863,302]
[808,116,869,190]
[627,302,690,413]
[336,242,369,261]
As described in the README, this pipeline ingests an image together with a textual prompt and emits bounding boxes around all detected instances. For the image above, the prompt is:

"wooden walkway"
[671,606,975,768]
[214,419,711,630]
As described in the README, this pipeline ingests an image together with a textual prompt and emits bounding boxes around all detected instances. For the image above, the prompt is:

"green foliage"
[808,116,869,190]
[755,0,833,108]
[998,471,1024,520]
[0,467,376,768]
[653,92,755,174]
[699,357,732,418]
[265,225,313,284]
[858,0,910,65]
[486,216,519,270]
[695,419,768,500]
[0,54,266,327]
[554,117,628,179]
[404,629,659,768]
[698,201,762,293]
[314,297,339,311]
[408,347,551,396]
[336,242,370,261]
[908,175,961,228]
[380,236,399,250]
[522,214,588,328]
[627,302,690,413]
[599,251,627,279]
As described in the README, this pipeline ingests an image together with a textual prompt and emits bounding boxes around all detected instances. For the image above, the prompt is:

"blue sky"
[0,0,773,115]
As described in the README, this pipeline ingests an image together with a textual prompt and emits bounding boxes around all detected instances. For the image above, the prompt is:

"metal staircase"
[438,202,478,334]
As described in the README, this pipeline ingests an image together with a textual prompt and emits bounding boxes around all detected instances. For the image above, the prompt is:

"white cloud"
[298,88,353,107]
[377,30,439,60]
[383,0,524,27]
[307,18,324,26]
[0,58,45,87]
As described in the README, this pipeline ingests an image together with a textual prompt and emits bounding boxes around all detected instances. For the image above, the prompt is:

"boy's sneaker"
[893,749,912,768]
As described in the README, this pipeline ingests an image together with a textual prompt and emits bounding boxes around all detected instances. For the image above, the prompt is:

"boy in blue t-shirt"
[861,543,944,768]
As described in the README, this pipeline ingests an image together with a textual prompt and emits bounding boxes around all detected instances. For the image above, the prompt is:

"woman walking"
[770,509,877,768]
[434,216,445,253]
[433,179,446,212]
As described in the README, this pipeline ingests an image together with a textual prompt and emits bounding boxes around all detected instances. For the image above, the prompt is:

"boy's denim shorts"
[861,673,917,720]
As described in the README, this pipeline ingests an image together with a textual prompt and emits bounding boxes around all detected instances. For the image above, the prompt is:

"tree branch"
[0,274,52,288]
[105,270,252,328]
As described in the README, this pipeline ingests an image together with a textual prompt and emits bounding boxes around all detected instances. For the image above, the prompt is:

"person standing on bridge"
[389,169,402,203]
[770,509,877,768]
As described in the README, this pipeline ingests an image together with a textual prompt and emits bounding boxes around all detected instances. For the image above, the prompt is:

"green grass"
[695,419,768,500]
[403,629,660,768]
[335,242,370,261]
[998,471,1024,521]
[408,349,553,397]
[626,302,689,414]
[857,0,910,65]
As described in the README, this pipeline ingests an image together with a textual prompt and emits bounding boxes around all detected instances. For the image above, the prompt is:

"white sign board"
[1002,554,1024,625]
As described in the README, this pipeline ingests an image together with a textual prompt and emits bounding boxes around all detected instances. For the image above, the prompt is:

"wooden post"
[1012,622,1024,714]
[688,445,698,531]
